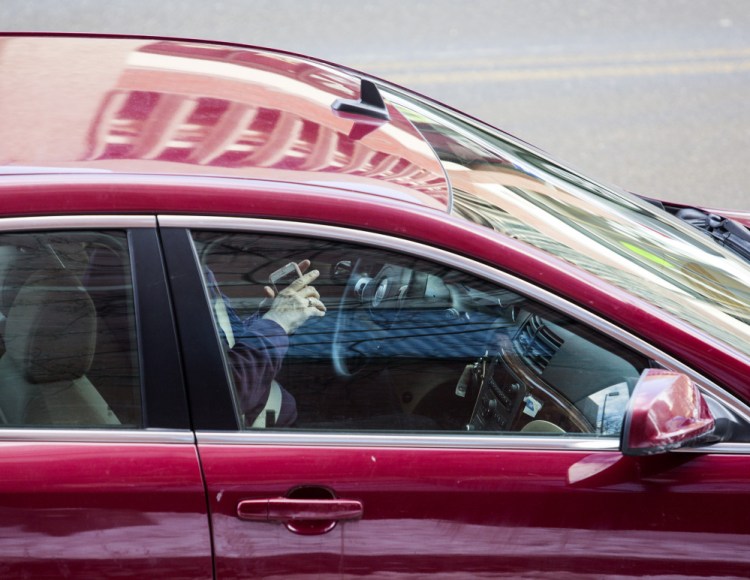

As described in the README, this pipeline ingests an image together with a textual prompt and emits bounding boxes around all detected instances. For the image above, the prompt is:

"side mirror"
[621,369,716,456]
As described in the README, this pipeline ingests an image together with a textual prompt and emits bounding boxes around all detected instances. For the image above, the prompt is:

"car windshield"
[384,87,750,357]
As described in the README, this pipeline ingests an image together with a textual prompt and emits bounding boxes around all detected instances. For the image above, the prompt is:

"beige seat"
[521,419,565,434]
[0,264,119,426]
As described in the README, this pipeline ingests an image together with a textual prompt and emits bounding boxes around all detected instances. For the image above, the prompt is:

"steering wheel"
[331,259,457,376]
[331,262,412,377]
[331,259,370,377]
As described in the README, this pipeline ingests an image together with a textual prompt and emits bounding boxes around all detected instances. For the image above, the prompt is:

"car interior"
[0,227,739,440]
[0,232,140,427]
[195,231,654,436]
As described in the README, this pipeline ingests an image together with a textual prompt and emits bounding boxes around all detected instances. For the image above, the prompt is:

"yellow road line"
[354,46,750,73]
[350,47,750,84]
[379,59,750,85]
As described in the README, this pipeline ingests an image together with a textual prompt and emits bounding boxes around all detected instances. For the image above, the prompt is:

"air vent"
[513,315,563,373]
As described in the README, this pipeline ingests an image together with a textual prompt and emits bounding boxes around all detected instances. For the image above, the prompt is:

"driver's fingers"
[307,297,326,312]
[263,285,276,299]
[285,269,319,293]
[297,259,312,274]
[307,298,326,316]
[300,286,320,300]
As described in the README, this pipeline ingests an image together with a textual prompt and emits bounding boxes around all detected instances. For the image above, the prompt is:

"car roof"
[0,33,450,212]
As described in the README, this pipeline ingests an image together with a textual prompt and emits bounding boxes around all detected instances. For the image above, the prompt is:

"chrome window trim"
[161,214,750,437]
[196,431,750,454]
[197,430,620,451]
[0,215,156,231]
[0,428,194,444]
[677,442,750,455]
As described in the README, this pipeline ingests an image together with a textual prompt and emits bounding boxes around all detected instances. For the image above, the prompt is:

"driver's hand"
[262,261,326,334]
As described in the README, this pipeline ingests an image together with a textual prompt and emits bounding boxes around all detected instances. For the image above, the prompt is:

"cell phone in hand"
[269,262,303,293]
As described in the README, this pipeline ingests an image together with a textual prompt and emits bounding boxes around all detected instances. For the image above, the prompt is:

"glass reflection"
[85,41,449,205]
[391,95,750,355]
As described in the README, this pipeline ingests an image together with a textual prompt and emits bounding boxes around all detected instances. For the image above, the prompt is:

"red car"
[1,33,749,579]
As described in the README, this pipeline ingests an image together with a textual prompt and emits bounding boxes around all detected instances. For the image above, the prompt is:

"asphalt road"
[3,0,749,208]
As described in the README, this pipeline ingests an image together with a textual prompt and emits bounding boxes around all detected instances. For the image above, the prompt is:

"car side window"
[0,231,141,427]
[192,231,651,435]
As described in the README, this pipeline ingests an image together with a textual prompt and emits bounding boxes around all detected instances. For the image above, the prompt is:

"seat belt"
[213,297,235,348]
[251,380,283,428]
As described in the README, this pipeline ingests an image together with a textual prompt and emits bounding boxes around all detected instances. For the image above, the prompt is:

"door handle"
[237,497,363,535]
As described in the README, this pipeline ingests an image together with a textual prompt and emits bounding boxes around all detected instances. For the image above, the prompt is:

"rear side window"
[0,231,141,427]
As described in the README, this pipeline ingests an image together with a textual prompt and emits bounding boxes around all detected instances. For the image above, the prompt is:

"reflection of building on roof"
[0,37,449,207]
[88,90,446,199]
[83,42,449,204]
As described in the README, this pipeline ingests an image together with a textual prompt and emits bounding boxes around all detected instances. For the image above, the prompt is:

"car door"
[162,215,750,579]
[0,217,212,578]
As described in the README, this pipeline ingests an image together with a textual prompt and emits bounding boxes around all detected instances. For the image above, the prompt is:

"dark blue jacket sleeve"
[228,317,297,426]
[205,267,297,426]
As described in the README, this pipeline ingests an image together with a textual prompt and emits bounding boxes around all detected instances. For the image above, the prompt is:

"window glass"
[192,231,651,435]
[387,91,750,356]
[0,231,141,427]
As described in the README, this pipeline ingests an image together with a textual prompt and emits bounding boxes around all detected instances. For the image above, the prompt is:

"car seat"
[81,245,140,425]
[0,256,119,426]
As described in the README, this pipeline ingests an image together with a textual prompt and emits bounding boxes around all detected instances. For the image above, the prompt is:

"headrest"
[5,268,96,384]
[1,247,58,313]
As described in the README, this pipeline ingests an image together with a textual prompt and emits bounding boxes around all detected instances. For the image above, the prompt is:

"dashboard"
[334,262,649,435]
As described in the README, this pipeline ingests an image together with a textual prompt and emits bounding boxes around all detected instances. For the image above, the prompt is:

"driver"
[209,259,326,427]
